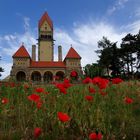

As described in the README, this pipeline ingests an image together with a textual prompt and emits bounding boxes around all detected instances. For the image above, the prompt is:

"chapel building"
[10,12,82,82]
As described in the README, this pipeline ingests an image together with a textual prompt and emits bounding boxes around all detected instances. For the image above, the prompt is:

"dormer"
[64,47,81,68]
[12,45,31,67]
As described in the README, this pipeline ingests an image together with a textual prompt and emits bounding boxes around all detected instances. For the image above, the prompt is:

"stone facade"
[10,12,82,82]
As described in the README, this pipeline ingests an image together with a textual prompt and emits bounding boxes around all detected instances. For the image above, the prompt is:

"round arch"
[44,71,53,83]
[31,71,41,82]
[16,71,26,81]
[55,71,65,81]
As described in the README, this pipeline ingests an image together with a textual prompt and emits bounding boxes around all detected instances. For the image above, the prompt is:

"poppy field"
[0,77,140,140]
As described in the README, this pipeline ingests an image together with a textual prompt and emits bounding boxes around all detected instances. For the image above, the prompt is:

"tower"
[38,12,54,61]
[58,45,62,61]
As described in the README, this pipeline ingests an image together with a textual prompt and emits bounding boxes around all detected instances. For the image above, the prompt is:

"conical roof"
[65,47,81,59]
[38,12,53,29]
[13,45,30,58]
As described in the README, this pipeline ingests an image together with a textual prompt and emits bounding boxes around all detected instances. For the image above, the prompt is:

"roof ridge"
[38,12,53,29]
[65,47,81,59]
[13,45,30,58]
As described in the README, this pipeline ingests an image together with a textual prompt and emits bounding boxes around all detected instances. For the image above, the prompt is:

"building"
[10,12,82,82]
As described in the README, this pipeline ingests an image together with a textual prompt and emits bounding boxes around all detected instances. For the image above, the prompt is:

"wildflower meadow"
[0,77,140,140]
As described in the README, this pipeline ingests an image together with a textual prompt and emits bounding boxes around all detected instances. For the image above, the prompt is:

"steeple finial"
[22,42,24,46]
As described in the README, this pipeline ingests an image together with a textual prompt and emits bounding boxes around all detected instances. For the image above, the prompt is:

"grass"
[0,79,140,140]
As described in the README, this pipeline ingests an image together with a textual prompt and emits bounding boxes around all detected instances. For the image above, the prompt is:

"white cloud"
[107,0,129,15]
[54,21,126,67]
[125,20,140,34]
[0,61,12,80]
[1,12,140,79]
[24,17,30,32]
[0,17,37,79]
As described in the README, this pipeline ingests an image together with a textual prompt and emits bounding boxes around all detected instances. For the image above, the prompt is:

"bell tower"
[38,12,54,61]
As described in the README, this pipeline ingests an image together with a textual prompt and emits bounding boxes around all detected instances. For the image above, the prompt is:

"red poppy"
[70,70,77,77]
[92,77,102,85]
[99,90,107,96]
[10,82,16,88]
[44,92,49,95]
[36,101,43,109]
[125,97,133,104]
[35,88,44,93]
[24,84,29,89]
[89,132,102,140]
[34,127,42,138]
[83,77,92,84]
[1,98,9,104]
[57,112,70,122]
[28,94,40,103]
[98,79,109,89]
[93,77,109,89]
[63,78,71,88]
[85,95,93,101]
[56,83,67,94]
[89,87,96,94]
[112,78,123,84]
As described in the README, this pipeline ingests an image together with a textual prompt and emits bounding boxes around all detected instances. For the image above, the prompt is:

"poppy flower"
[98,79,109,89]
[70,70,77,77]
[89,87,96,94]
[56,83,67,94]
[63,78,71,88]
[99,90,107,96]
[34,127,42,138]
[24,84,29,89]
[36,101,43,109]
[1,98,8,104]
[92,77,102,85]
[28,94,40,103]
[93,77,109,89]
[35,88,44,93]
[89,132,102,140]
[57,112,70,122]
[85,95,93,101]
[112,78,123,84]
[83,77,92,84]
[124,97,133,104]
[10,82,16,88]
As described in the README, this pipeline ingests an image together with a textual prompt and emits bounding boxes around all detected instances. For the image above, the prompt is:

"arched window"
[16,71,26,81]
[44,71,53,83]
[31,71,41,81]
[55,71,65,81]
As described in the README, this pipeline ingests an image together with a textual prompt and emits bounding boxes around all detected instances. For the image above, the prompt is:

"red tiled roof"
[39,12,53,30]
[30,61,66,68]
[65,47,81,59]
[13,45,30,58]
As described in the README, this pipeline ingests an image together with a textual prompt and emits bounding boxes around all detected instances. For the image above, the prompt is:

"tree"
[109,43,122,77]
[0,56,4,77]
[96,37,122,77]
[96,37,113,76]
[83,63,103,78]
[135,30,140,72]
[120,33,136,76]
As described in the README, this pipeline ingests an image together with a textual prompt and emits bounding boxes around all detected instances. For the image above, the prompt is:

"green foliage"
[84,63,103,78]
[96,30,140,79]
[0,81,140,139]
[0,56,4,77]
[96,37,122,77]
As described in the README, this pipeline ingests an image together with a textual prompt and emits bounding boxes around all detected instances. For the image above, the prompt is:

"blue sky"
[0,0,140,79]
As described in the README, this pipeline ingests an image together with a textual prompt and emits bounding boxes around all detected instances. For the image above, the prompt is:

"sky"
[0,0,140,79]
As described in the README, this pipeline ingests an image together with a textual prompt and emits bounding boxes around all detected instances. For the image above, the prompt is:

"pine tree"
[0,56,4,77]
